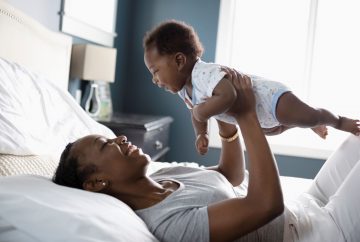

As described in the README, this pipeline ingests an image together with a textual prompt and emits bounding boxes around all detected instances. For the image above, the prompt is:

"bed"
[0,1,312,241]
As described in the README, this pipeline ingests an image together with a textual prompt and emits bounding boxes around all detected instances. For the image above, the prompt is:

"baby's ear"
[174,52,186,70]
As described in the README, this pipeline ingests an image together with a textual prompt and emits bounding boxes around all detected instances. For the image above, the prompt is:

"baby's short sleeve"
[205,68,227,98]
[192,61,227,104]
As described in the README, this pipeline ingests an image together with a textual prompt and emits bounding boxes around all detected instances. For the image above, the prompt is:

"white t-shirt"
[136,166,284,242]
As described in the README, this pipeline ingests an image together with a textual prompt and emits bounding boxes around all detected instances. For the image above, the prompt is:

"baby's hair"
[52,142,97,189]
[143,19,204,59]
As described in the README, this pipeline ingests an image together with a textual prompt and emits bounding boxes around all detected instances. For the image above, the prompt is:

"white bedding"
[0,174,159,242]
[0,161,312,242]
[0,154,57,177]
[0,57,115,159]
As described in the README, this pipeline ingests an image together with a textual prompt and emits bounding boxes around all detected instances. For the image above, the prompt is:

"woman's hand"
[221,67,255,119]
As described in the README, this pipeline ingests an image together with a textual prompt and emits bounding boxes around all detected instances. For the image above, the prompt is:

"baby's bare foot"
[311,125,328,139]
[337,116,360,136]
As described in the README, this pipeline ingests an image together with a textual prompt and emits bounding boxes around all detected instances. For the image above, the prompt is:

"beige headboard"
[0,0,72,90]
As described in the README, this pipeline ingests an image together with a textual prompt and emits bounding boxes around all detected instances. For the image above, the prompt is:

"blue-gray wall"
[113,0,221,164]
[8,0,325,179]
[112,0,325,179]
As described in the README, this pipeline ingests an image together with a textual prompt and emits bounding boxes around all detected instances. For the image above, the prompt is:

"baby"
[143,19,360,155]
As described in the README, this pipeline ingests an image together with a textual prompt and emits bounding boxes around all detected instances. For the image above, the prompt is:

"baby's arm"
[191,109,208,135]
[191,110,209,155]
[192,77,236,122]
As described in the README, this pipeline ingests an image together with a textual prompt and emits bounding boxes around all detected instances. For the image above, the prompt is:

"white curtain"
[210,0,360,159]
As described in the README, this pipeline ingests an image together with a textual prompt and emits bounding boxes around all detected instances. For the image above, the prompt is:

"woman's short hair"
[53,143,97,189]
[143,19,204,60]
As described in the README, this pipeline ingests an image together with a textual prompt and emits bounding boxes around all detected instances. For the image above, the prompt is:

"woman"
[53,71,360,242]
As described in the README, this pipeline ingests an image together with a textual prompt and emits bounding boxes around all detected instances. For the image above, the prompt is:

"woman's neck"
[114,176,179,210]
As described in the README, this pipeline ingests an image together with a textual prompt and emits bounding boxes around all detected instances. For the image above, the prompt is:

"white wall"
[6,0,61,31]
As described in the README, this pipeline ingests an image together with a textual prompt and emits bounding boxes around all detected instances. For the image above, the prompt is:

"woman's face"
[71,135,151,188]
[144,47,186,94]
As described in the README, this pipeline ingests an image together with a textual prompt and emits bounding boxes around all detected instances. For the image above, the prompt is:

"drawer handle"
[154,140,163,150]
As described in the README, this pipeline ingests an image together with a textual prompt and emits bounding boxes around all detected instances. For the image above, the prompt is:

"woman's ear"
[83,177,108,192]
[174,52,187,70]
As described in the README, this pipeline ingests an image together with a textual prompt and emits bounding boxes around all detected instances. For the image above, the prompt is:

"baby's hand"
[196,133,209,155]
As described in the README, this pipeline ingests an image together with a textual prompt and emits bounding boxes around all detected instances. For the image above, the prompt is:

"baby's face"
[144,47,186,94]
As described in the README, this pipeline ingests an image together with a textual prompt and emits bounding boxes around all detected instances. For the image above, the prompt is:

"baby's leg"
[276,92,330,138]
[262,125,293,136]
[276,92,360,137]
[307,135,360,205]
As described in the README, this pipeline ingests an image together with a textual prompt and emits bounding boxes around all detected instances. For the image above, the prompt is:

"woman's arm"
[192,77,236,122]
[208,73,284,242]
[206,120,245,186]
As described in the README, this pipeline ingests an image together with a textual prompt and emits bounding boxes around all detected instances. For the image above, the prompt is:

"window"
[210,0,360,159]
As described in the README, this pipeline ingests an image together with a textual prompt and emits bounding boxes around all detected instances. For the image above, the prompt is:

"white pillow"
[0,57,115,159]
[0,175,159,242]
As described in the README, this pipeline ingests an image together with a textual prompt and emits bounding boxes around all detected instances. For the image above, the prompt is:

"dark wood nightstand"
[97,113,173,161]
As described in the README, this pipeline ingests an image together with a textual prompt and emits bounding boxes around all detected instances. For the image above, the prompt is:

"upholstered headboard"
[0,0,72,90]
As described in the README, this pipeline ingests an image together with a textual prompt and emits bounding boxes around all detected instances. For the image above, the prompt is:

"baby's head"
[143,20,204,60]
[143,20,203,93]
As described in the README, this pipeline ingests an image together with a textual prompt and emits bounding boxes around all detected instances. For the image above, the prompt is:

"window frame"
[210,0,358,159]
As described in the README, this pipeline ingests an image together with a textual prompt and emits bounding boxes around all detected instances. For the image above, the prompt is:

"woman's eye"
[101,140,110,150]
[100,139,118,151]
